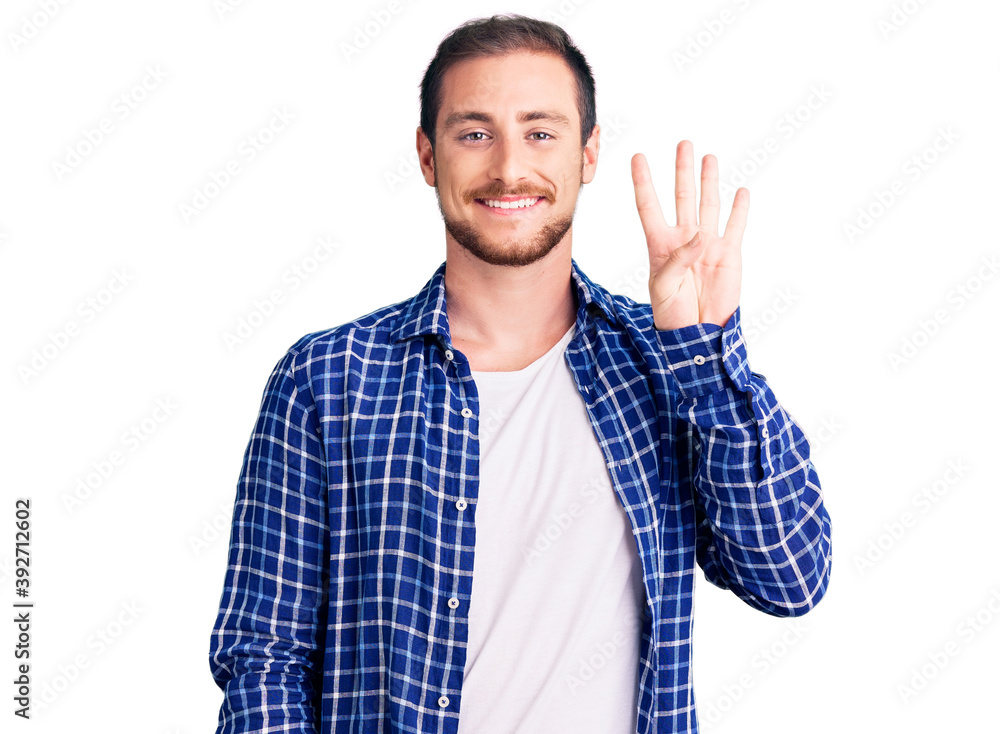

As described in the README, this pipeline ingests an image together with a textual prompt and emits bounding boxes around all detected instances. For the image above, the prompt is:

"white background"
[2,0,998,731]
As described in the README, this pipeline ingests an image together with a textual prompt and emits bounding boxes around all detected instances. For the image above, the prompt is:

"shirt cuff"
[652,306,752,398]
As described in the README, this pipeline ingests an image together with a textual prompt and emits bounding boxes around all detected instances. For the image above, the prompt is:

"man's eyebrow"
[517,110,571,126]
[442,110,572,129]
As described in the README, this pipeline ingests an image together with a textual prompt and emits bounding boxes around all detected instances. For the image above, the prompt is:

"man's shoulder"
[281,296,413,368]
[273,264,662,370]
[281,261,446,365]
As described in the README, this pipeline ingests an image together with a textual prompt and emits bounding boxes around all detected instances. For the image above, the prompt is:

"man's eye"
[462,132,488,141]
[529,132,553,141]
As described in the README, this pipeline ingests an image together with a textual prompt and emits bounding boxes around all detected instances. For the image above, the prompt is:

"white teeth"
[482,197,539,209]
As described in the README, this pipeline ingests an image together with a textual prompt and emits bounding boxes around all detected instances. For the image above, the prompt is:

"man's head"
[416,15,600,268]
[419,15,597,151]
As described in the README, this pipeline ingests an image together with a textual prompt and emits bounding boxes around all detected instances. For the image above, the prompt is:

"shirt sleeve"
[653,306,832,616]
[208,346,328,732]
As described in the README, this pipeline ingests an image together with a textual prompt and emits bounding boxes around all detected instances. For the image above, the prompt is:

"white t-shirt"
[456,323,646,734]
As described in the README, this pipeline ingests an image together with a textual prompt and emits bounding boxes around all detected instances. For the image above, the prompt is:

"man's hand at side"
[631,140,748,330]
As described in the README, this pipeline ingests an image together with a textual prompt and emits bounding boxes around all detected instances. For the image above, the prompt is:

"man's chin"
[452,237,551,268]
[445,217,572,268]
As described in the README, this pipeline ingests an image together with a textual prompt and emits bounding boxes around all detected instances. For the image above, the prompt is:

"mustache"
[465,183,555,203]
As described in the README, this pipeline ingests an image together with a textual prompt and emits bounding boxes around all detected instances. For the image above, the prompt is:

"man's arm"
[630,140,830,613]
[654,309,831,615]
[209,346,328,732]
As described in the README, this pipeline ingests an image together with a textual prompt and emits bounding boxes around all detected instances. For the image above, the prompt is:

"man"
[209,14,831,734]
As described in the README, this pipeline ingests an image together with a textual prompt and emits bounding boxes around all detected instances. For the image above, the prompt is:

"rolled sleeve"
[652,307,832,616]
[653,307,752,397]
[208,346,328,733]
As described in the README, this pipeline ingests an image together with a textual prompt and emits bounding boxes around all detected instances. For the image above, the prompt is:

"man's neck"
[443,238,578,372]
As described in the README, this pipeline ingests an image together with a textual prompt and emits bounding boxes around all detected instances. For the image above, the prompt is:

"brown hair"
[419,14,597,149]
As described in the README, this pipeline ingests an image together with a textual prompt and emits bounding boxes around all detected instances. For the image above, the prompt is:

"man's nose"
[487,135,528,188]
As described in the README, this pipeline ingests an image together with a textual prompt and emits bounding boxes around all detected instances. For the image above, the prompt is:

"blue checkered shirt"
[209,258,832,733]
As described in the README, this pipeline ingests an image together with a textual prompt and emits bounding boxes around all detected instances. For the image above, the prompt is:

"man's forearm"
[653,307,832,615]
[209,347,328,731]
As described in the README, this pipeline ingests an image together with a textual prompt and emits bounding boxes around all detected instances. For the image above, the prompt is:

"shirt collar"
[389,257,621,346]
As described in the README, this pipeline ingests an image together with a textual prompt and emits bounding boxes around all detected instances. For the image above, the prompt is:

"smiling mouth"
[474,196,545,213]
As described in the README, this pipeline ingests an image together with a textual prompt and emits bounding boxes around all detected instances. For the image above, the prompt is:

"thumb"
[652,231,705,281]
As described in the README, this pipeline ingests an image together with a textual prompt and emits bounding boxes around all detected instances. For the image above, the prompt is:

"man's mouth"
[473,196,545,213]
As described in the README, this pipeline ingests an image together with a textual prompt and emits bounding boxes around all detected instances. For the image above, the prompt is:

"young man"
[209,14,831,734]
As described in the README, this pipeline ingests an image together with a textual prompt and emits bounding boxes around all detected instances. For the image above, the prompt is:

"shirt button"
[447,597,460,609]
[444,349,454,361]
[461,407,473,418]
[456,499,468,511]
[693,354,706,365]
[762,427,769,438]
[438,695,450,708]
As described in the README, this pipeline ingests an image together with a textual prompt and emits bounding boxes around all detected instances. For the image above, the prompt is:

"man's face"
[418,51,599,267]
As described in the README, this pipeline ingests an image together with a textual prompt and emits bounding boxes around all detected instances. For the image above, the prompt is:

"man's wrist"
[653,307,736,332]
[654,306,750,398]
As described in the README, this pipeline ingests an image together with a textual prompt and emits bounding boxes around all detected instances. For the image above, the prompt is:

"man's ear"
[416,127,435,186]
[582,123,600,185]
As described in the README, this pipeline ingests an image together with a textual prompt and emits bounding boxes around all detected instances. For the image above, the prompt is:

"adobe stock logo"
[843,127,961,245]
[33,600,144,714]
[61,397,179,514]
[672,0,754,71]
[51,65,168,182]
[878,0,931,39]
[177,106,296,223]
[213,0,250,20]
[886,255,998,372]
[340,0,407,64]
[18,268,135,385]
[897,586,1000,704]
[7,0,71,53]
[719,85,833,198]
[853,458,969,576]
[701,620,808,729]
[221,235,342,351]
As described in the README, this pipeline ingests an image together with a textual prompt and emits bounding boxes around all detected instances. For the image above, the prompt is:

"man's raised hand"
[631,140,748,331]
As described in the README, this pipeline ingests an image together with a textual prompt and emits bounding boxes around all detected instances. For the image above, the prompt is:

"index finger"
[631,153,669,245]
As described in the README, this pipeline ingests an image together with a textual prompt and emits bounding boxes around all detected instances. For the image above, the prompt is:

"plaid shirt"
[209,258,832,733]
